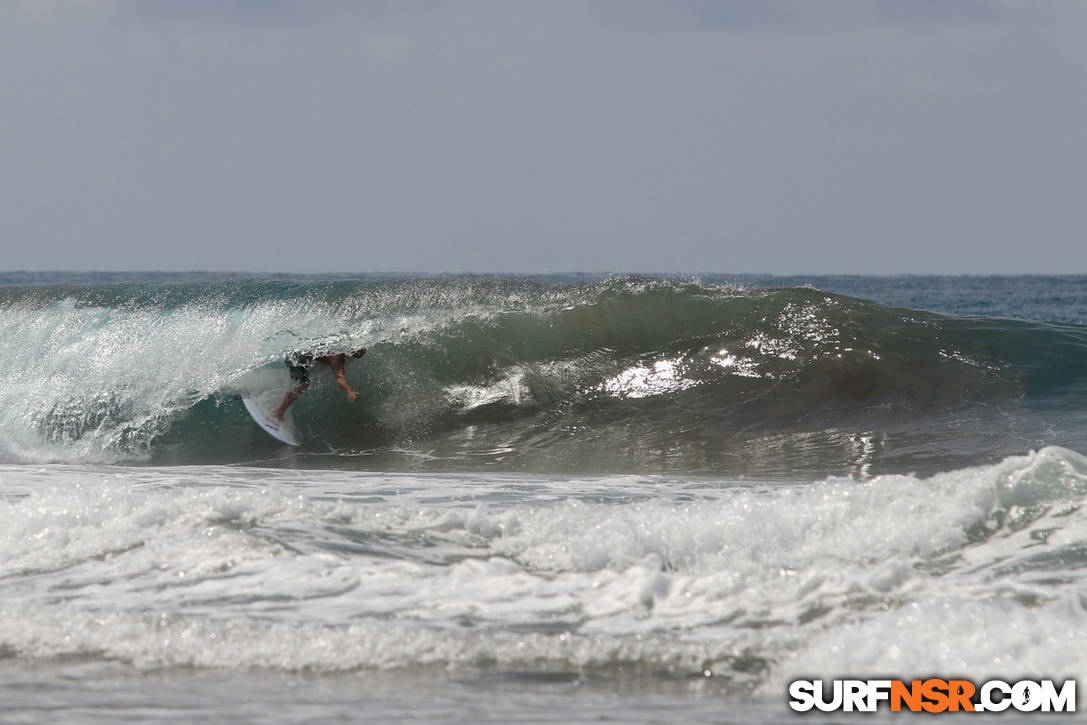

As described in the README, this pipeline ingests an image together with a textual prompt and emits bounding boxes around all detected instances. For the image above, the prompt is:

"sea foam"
[2,447,1086,686]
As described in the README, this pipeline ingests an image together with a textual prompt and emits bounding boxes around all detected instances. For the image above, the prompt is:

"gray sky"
[3,0,1086,274]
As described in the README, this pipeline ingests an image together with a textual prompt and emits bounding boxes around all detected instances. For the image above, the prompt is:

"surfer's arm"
[329,357,358,402]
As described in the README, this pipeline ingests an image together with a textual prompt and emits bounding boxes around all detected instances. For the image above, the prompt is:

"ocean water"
[2,273,1087,723]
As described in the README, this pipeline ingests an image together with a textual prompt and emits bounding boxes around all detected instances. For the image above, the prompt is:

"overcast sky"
[3,1,1086,274]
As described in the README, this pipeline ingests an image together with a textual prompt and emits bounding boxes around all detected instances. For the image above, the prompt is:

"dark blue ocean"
[1,273,1085,722]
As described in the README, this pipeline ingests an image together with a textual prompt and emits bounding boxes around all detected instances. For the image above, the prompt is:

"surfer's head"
[351,348,367,359]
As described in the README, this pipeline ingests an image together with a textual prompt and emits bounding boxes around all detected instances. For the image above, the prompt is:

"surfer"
[273,348,367,422]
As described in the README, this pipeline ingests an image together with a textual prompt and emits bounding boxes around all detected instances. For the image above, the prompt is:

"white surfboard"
[241,392,300,446]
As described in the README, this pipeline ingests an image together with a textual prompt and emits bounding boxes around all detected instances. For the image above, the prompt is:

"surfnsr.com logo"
[788,679,1076,713]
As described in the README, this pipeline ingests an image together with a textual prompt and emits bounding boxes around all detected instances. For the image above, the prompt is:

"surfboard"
[241,393,300,446]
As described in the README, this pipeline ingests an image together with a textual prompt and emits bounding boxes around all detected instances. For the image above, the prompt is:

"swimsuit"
[285,353,314,385]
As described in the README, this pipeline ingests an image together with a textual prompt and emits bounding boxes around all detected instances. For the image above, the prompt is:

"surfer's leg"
[273,383,308,421]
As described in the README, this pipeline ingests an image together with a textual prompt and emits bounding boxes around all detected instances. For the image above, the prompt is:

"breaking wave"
[3,276,1086,475]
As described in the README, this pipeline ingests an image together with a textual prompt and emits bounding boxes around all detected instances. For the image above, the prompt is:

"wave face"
[3,276,1087,475]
